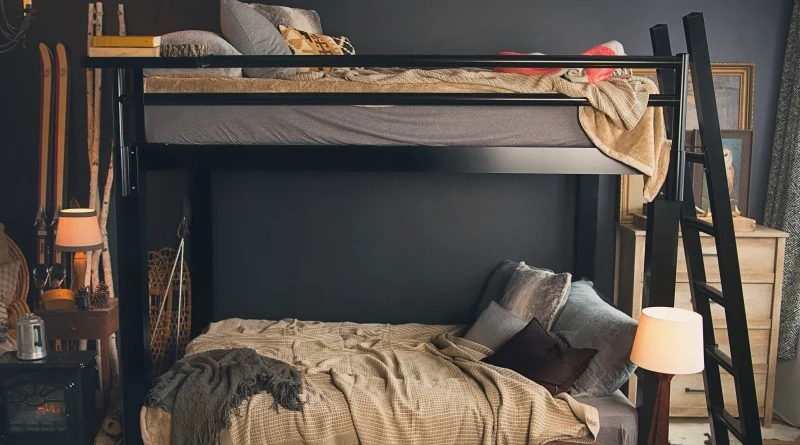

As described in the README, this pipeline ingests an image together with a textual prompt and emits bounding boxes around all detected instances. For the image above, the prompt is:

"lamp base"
[71,251,87,292]
[647,373,674,445]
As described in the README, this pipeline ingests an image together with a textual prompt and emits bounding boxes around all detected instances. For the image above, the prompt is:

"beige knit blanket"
[141,319,599,445]
[146,69,670,201]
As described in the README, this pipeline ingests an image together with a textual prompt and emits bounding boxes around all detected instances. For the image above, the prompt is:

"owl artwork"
[723,146,735,197]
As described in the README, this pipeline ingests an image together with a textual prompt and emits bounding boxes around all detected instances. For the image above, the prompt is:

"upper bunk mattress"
[145,103,593,147]
[144,71,669,185]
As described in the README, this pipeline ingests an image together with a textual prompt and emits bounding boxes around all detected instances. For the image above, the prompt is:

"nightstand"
[35,299,119,408]
[614,224,787,426]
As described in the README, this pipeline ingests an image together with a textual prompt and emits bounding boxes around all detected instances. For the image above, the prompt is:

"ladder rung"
[682,217,717,236]
[695,283,725,306]
[685,152,706,164]
[705,346,735,375]
[712,407,745,443]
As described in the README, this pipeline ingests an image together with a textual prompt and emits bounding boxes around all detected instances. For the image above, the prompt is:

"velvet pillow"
[465,301,527,351]
[551,281,639,397]
[220,0,295,79]
[473,260,518,320]
[499,262,571,330]
[250,4,323,35]
[279,25,355,73]
[144,31,243,78]
[483,318,597,395]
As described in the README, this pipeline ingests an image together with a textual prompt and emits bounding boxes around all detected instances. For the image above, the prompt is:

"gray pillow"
[220,0,295,78]
[249,4,323,35]
[499,262,571,330]
[144,31,243,78]
[464,301,527,351]
[551,281,638,398]
[473,260,518,320]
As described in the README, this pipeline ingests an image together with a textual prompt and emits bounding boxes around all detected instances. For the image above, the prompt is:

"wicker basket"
[2,232,29,302]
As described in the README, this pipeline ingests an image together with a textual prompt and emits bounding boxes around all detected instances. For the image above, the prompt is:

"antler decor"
[0,0,33,54]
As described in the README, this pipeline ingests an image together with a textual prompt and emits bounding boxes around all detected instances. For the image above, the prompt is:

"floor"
[670,418,800,444]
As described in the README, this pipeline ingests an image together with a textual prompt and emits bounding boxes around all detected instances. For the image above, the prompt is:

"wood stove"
[0,351,98,445]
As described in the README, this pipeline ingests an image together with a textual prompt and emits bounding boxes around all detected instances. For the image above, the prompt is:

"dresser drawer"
[712,328,770,373]
[44,316,103,340]
[675,283,775,329]
[671,373,766,418]
[676,237,778,283]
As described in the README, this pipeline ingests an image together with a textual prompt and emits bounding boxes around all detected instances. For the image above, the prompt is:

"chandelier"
[1,0,32,54]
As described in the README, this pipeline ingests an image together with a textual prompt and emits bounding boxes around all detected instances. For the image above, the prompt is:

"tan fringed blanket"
[141,319,599,445]
[146,69,671,201]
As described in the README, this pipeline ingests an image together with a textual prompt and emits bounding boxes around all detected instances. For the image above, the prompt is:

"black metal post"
[638,23,684,445]
[574,175,600,281]
[111,67,151,445]
[188,169,214,338]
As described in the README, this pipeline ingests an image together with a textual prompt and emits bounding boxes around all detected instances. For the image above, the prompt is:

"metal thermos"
[16,313,47,360]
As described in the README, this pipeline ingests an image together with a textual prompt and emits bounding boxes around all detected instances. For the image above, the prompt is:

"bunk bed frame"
[83,12,761,445]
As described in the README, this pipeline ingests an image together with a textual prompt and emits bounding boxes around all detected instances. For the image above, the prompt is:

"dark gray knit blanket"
[145,348,304,445]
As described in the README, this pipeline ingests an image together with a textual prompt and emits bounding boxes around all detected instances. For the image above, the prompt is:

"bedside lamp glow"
[54,209,103,292]
[630,307,705,445]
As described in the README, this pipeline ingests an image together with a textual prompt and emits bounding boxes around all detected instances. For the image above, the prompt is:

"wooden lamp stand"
[647,373,674,445]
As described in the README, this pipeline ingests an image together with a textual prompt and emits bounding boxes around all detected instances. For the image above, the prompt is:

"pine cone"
[90,283,109,309]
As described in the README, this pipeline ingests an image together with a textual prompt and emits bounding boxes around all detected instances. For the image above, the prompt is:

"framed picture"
[689,129,754,216]
[619,63,755,222]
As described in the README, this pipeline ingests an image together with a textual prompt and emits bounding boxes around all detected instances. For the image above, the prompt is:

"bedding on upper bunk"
[141,318,600,445]
[145,69,670,200]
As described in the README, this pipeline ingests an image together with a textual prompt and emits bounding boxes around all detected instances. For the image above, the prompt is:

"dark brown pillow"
[482,318,597,395]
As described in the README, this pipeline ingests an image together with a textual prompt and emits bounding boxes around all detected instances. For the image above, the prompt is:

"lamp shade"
[54,209,103,252]
[630,307,705,375]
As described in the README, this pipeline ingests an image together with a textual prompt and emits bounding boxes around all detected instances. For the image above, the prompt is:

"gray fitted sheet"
[144,104,640,174]
[576,390,638,445]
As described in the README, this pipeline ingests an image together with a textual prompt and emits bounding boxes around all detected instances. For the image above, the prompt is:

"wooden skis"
[35,43,54,271]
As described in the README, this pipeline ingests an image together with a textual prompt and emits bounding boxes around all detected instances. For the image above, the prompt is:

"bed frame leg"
[112,67,150,445]
[189,169,214,338]
[116,163,150,445]
[574,174,600,281]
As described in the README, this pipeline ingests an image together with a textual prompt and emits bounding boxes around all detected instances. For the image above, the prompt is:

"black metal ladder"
[645,13,763,445]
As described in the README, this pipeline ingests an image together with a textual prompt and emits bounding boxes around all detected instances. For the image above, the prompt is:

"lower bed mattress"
[143,104,639,174]
[141,319,636,445]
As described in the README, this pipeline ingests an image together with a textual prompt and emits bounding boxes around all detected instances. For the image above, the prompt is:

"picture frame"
[619,63,755,222]
[689,129,754,216]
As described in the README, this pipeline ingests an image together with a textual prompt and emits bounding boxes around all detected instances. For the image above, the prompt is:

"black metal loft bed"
[82,12,761,445]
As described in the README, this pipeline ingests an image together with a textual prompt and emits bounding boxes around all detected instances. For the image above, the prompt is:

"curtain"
[765,0,800,360]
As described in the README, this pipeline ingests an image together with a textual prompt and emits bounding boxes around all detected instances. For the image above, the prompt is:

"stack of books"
[88,36,161,57]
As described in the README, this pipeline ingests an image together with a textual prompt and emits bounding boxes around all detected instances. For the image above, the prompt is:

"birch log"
[89,2,104,292]
[117,4,126,36]
[85,3,95,218]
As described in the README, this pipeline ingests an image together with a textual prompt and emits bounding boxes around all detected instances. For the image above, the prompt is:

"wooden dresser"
[614,224,787,426]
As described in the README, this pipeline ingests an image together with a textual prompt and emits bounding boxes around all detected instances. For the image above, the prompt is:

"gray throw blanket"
[146,348,304,445]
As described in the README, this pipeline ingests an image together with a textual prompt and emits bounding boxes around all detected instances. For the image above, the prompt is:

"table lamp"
[630,307,705,445]
[53,209,103,309]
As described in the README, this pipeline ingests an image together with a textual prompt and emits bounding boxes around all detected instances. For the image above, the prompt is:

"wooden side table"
[35,299,119,408]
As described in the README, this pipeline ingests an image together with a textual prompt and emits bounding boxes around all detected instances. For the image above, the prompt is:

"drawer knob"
[685,387,705,393]
[68,326,77,332]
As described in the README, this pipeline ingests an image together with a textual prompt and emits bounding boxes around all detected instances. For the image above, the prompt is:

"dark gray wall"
[0,1,791,313]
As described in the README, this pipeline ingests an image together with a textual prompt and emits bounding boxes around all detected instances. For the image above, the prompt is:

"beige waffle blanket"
[141,319,600,445]
[146,69,670,201]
